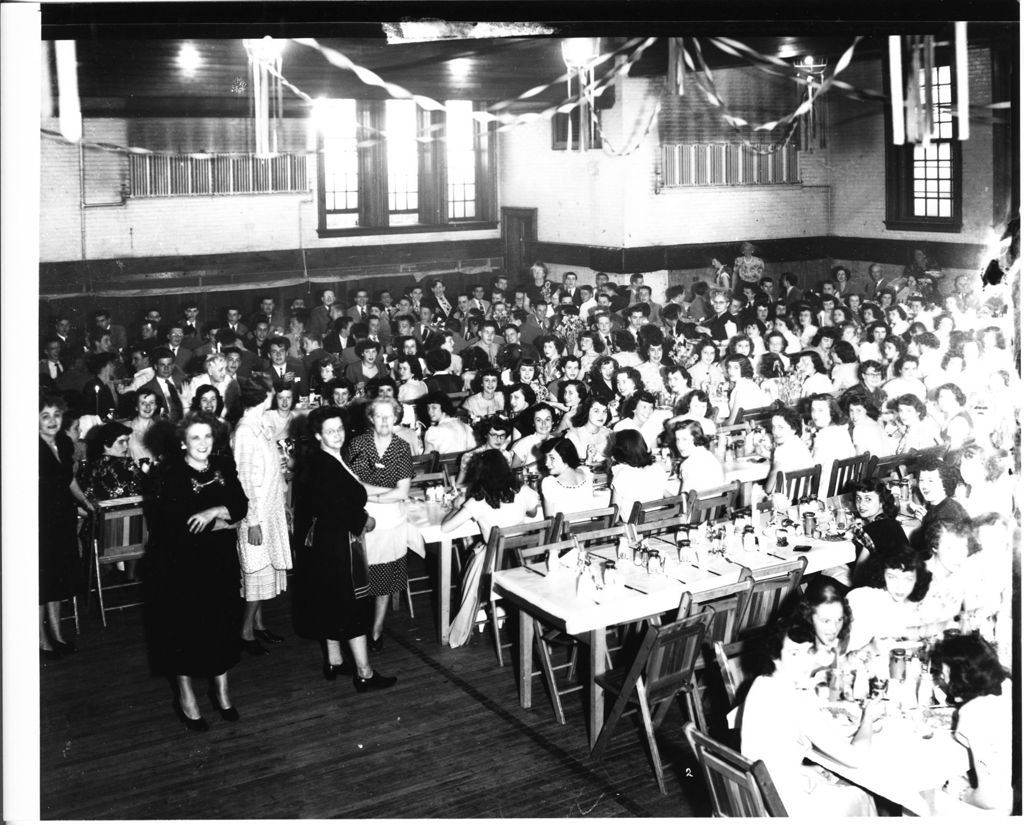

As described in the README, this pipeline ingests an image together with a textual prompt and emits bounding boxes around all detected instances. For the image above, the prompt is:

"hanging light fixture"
[794,54,828,151]
[561,38,601,152]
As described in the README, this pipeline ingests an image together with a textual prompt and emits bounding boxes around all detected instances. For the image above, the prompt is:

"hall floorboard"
[40,578,712,819]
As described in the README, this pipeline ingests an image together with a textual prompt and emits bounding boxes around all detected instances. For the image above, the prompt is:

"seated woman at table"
[723,354,769,425]
[807,393,856,499]
[538,437,595,518]
[845,546,931,651]
[794,350,833,399]
[586,355,619,404]
[553,379,587,432]
[672,389,717,437]
[464,368,505,422]
[841,392,891,458]
[829,341,861,394]
[344,339,383,389]
[848,479,909,586]
[566,396,612,469]
[612,391,669,454]
[671,419,725,496]
[606,430,674,523]
[888,394,941,454]
[503,382,537,440]
[78,420,145,501]
[740,616,881,817]
[798,578,853,672]
[915,518,973,636]
[455,415,513,486]
[932,383,973,450]
[662,364,692,410]
[764,406,813,500]
[929,632,1012,813]
[908,456,970,536]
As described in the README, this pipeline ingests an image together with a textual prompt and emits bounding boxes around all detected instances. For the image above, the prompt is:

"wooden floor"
[41,568,712,819]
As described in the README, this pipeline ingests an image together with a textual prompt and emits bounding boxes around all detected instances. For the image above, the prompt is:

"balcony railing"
[129,152,311,197]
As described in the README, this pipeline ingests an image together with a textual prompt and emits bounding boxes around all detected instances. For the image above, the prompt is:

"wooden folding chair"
[403,468,456,617]
[633,514,693,546]
[683,722,789,816]
[736,557,807,637]
[411,450,439,474]
[572,523,628,553]
[736,405,776,429]
[591,607,715,794]
[825,452,872,498]
[865,451,914,482]
[627,495,686,525]
[684,481,741,525]
[88,496,149,627]
[513,538,585,724]
[558,505,619,536]
[714,637,768,711]
[435,450,466,482]
[482,517,564,666]
[773,464,821,504]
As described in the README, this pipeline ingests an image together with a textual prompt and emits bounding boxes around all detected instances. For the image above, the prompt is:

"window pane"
[386,99,419,213]
[938,201,951,217]
[318,100,359,213]
[446,100,476,219]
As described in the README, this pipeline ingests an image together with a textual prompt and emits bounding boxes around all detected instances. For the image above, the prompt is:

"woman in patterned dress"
[344,397,415,652]
[233,377,292,654]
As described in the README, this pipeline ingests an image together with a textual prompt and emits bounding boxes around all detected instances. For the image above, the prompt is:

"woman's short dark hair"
[238,376,272,410]
[858,359,885,381]
[571,395,609,428]
[619,391,656,420]
[425,348,452,373]
[559,354,582,372]
[771,404,804,436]
[665,364,692,386]
[578,330,605,354]
[40,392,68,413]
[887,305,908,322]
[394,354,424,381]
[763,615,817,675]
[365,375,398,399]
[540,436,581,469]
[504,382,536,407]
[866,545,932,602]
[811,327,840,347]
[929,631,1008,705]
[535,335,564,357]
[613,366,642,394]
[935,382,967,408]
[464,449,521,509]
[831,307,852,325]
[920,516,979,557]
[840,390,881,422]
[189,384,224,416]
[831,340,858,364]
[798,578,853,652]
[607,429,653,468]
[978,325,1007,350]
[722,354,754,379]
[758,352,788,380]
[891,393,927,420]
[354,338,380,359]
[671,418,711,450]
[678,389,711,417]
[589,354,619,384]
[470,367,501,394]
[420,390,455,418]
[808,392,845,425]
[515,358,539,378]
[307,405,346,438]
[557,379,588,406]
[798,349,827,375]
[87,420,132,462]
[86,351,119,375]
[176,411,219,447]
[865,321,891,340]
[849,478,899,519]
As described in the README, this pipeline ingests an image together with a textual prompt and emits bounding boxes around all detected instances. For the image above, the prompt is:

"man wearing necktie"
[39,338,65,388]
[141,348,185,423]
[347,289,371,324]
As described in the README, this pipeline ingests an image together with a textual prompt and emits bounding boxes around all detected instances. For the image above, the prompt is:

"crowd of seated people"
[39,255,1019,772]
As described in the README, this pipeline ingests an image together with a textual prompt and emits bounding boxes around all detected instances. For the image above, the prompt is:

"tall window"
[319,99,359,216]
[885,53,962,232]
[386,99,419,220]
[446,100,476,220]
[315,98,496,236]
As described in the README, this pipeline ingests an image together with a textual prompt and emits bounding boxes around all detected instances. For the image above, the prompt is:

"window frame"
[316,98,497,238]
[883,46,964,233]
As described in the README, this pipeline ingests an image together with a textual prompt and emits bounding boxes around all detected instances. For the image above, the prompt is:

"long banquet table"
[493,534,854,748]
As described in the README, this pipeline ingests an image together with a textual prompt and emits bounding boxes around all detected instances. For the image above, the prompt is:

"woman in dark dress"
[39,393,94,659]
[848,479,910,587]
[293,407,396,691]
[147,412,248,731]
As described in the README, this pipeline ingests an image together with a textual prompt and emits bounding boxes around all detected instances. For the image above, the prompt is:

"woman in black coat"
[292,407,396,693]
[39,393,94,659]
[147,412,248,731]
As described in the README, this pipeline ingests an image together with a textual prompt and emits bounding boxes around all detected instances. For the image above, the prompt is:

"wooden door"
[501,207,537,282]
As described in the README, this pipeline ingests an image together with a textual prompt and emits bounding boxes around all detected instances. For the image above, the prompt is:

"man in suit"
[698,291,739,343]
[178,300,202,348]
[780,272,804,306]
[862,262,903,299]
[301,332,329,373]
[500,323,539,362]
[422,278,454,321]
[39,338,65,389]
[165,324,194,372]
[560,271,584,306]
[247,320,272,359]
[346,288,373,325]
[142,347,187,423]
[223,346,253,382]
[469,284,490,314]
[636,285,662,326]
[249,295,285,333]
[323,316,353,355]
[307,288,336,338]
[262,335,307,396]
[50,316,84,365]
[223,306,249,340]
[92,308,128,353]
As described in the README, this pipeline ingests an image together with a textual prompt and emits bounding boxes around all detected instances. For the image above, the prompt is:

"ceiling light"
[561,38,600,70]
[448,58,472,79]
[177,43,201,76]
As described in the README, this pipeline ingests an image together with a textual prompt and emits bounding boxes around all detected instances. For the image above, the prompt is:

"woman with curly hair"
[464,367,505,421]
[847,479,909,585]
[797,578,853,671]
[442,449,540,647]
[586,354,619,404]
[606,429,673,523]
[78,420,145,501]
[504,382,537,438]
[674,389,717,437]
[929,632,1012,812]
[576,330,604,375]
[845,545,931,650]
[554,378,588,432]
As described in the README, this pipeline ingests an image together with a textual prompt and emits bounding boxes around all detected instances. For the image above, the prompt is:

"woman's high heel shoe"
[207,690,240,722]
[323,660,355,681]
[353,671,397,693]
[173,701,209,733]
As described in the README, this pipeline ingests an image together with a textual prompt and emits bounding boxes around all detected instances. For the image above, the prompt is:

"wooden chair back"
[714,637,768,710]
[643,607,715,706]
[94,496,148,563]
[627,495,686,525]
[693,577,755,647]
[633,514,693,544]
[572,523,627,553]
[826,452,872,498]
[435,450,466,480]
[685,481,740,525]
[482,517,564,579]
[736,556,807,636]
[737,405,776,429]
[560,505,619,536]
[683,722,789,817]
[774,464,821,504]
[513,538,579,569]
[411,450,439,474]
[866,451,913,481]
[408,468,451,495]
